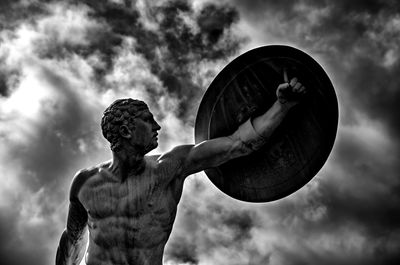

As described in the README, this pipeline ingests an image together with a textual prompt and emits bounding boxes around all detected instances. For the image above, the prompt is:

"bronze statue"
[55,75,306,264]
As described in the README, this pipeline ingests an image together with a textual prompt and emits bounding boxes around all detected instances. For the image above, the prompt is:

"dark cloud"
[321,135,400,236]
[152,1,241,118]
[197,4,238,43]
[300,2,400,140]
[231,0,399,18]
[0,72,9,96]
[0,66,20,97]
[61,0,243,119]
[166,235,198,265]
[0,193,58,265]
[0,0,48,30]
[0,207,20,257]
[340,57,400,139]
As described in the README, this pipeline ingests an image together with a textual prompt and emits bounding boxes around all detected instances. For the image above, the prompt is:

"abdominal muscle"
[85,214,170,265]
[86,200,175,265]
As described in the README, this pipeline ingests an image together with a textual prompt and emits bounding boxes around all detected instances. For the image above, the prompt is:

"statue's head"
[101,98,161,154]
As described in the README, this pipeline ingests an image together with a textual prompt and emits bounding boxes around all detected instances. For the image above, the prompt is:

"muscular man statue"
[56,77,306,265]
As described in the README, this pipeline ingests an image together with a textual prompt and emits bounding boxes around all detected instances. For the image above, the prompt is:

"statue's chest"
[80,175,173,220]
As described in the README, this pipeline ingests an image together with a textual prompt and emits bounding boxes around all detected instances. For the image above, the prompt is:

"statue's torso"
[78,156,184,265]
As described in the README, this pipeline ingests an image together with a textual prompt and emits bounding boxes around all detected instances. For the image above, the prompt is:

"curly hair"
[101,98,149,152]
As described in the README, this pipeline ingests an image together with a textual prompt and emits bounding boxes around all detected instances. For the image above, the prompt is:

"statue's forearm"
[56,229,87,265]
[252,100,289,139]
[232,100,289,152]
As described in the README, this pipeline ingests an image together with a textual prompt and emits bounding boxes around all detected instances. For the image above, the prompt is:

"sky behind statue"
[0,1,400,265]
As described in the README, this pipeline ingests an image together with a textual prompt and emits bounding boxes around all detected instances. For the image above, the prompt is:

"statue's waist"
[85,244,164,265]
[88,222,171,248]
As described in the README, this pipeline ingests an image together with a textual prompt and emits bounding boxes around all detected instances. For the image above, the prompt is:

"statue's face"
[122,109,161,154]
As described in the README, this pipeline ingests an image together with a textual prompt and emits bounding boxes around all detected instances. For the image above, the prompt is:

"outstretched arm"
[56,171,88,265]
[166,77,306,178]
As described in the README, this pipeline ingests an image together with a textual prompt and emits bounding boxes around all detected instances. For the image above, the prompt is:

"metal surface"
[194,45,338,202]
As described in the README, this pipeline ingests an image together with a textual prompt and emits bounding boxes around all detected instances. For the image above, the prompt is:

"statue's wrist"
[276,100,292,113]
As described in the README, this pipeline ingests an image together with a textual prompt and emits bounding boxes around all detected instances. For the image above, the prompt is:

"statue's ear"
[119,125,131,139]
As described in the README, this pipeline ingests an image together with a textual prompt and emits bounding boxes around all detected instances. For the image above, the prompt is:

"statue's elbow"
[56,230,70,265]
[230,139,253,159]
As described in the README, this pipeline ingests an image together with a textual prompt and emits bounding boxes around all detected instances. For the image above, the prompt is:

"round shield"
[194,45,338,202]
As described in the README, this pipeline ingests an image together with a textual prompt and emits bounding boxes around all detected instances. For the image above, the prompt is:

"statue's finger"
[278,83,290,90]
[294,83,302,91]
[290,77,298,87]
[283,68,289,83]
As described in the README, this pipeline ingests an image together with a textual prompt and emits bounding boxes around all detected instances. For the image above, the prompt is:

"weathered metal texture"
[195,45,338,202]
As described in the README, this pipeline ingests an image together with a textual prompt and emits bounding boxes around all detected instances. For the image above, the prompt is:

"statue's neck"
[110,148,145,179]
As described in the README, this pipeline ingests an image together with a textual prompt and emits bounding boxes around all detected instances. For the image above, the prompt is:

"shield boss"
[194,45,338,202]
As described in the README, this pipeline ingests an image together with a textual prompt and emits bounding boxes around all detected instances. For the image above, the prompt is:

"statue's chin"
[144,142,158,154]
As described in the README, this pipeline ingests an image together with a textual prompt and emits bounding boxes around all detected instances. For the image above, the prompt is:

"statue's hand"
[276,76,307,109]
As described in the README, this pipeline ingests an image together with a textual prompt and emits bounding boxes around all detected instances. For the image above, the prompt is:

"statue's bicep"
[66,199,88,239]
[66,169,90,238]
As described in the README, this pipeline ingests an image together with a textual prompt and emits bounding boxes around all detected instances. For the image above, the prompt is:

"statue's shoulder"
[69,163,108,200]
[151,145,194,176]
[156,145,193,162]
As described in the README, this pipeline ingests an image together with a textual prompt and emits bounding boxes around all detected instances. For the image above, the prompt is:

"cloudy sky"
[1,0,400,264]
